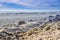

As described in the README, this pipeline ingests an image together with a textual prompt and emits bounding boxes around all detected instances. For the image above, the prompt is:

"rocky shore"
[0,15,60,40]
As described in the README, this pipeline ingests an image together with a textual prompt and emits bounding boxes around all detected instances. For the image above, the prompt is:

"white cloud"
[0,0,47,6]
[0,0,34,6]
[0,3,13,10]
[0,0,59,9]
[0,4,2,6]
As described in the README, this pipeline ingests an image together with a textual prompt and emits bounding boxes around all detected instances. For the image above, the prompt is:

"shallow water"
[0,13,58,26]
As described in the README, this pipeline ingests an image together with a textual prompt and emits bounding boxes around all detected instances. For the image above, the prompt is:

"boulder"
[18,21,26,25]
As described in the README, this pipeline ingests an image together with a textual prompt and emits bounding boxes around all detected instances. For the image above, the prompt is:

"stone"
[18,21,26,25]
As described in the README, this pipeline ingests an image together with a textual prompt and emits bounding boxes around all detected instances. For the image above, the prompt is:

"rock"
[1,15,60,40]
[6,37,13,40]
[29,20,34,22]
[4,28,23,34]
[0,33,6,40]
[17,21,60,40]
[2,24,20,28]
[18,21,26,25]
[55,15,60,21]
[48,15,55,22]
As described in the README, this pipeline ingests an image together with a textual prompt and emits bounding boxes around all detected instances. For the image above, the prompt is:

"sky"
[0,0,60,10]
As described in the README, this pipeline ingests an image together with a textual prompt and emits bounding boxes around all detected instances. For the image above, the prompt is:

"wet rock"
[48,16,55,22]
[4,28,23,34]
[0,33,6,40]
[29,20,34,22]
[18,21,26,25]
[2,24,20,28]
[6,37,13,40]
[55,15,60,21]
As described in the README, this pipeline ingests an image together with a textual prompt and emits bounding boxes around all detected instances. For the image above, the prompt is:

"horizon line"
[0,10,60,13]
[0,9,60,11]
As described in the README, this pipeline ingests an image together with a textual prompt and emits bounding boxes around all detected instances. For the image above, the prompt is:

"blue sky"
[0,0,60,10]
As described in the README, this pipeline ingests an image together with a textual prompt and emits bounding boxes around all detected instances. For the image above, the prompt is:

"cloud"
[0,0,35,7]
[0,0,60,9]
[0,3,16,10]
[0,3,8,9]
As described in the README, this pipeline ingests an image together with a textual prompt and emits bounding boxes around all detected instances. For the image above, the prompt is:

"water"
[0,13,58,26]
